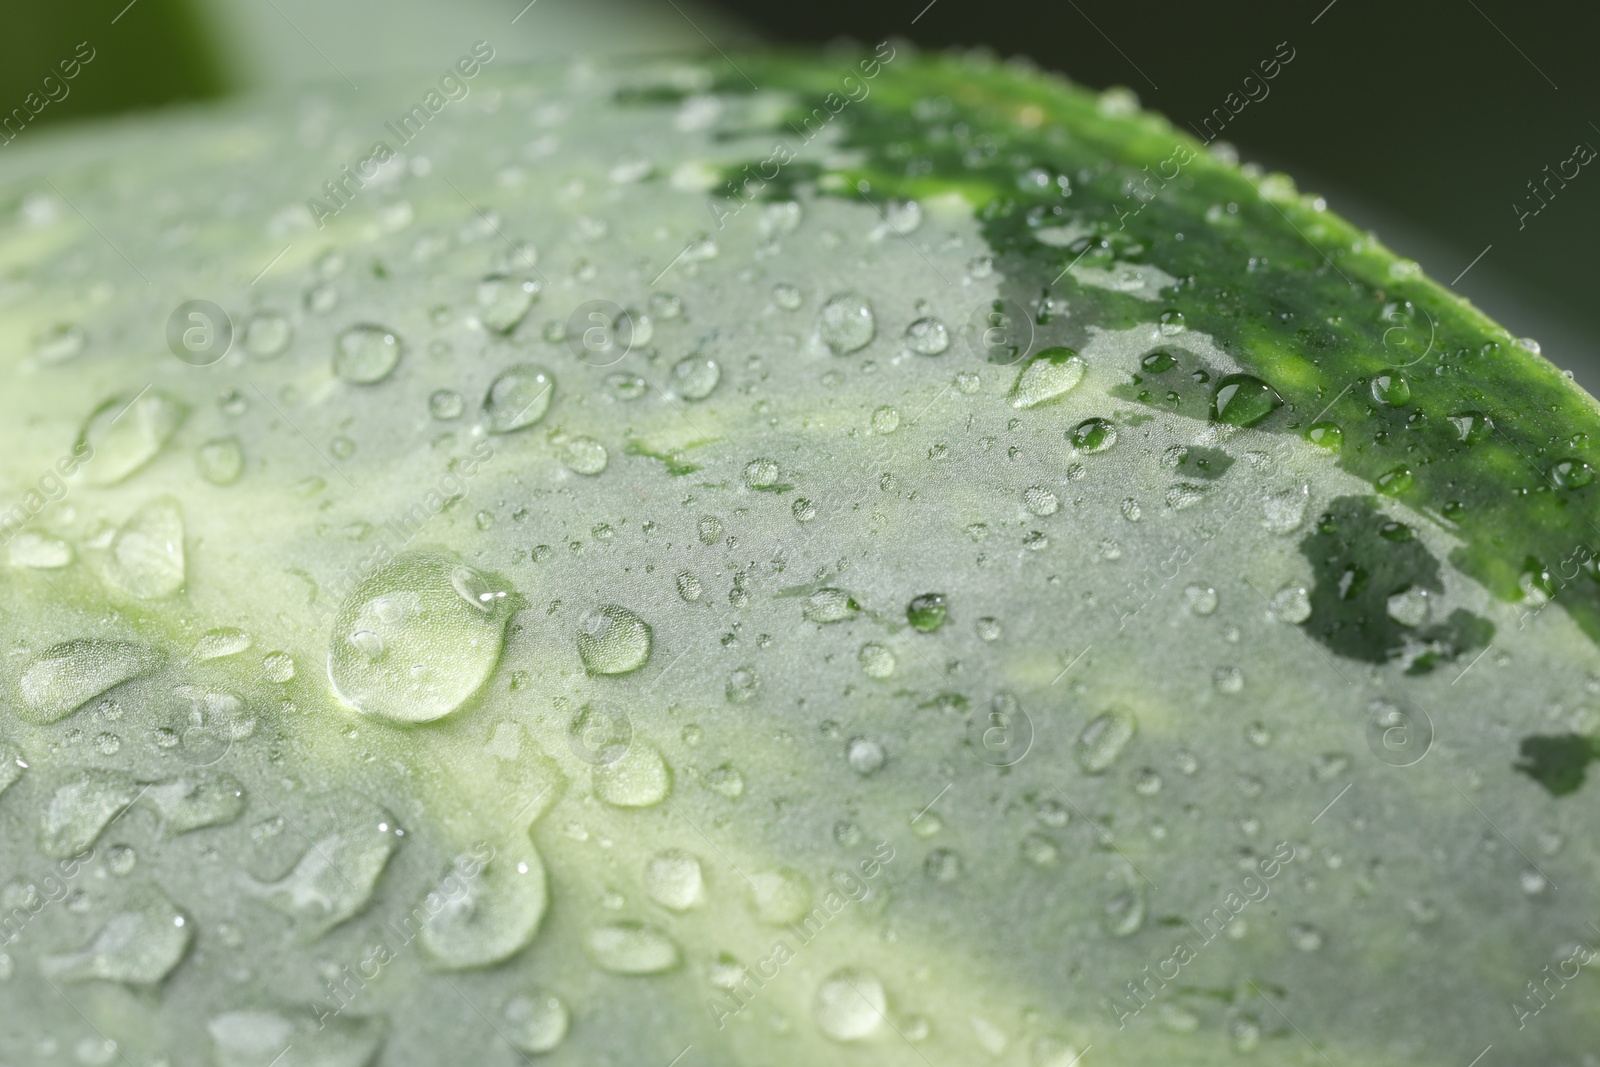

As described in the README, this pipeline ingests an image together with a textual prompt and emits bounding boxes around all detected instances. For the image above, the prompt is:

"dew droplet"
[242,311,293,359]
[1306,421,1342,451]
[36,322,87,363]
[576,605,652,675]
[429,389,464,420]
[145,772,247,833]
[1070,418,1117,453]
[592,740,671,807]
[871,406,900,434]
[1370,372,1411,406]
[560,436,609,475]
[9,531,73,569]
[333,324,402,384]
[645,850,705,911]
[804,587,860,624]
[328,551,512,723]
[907,593,947,632]
[773,284,803,310]
[40,770,138,857]
[1011,347,1085,408]
[105,497,185,599]
[1211,374,1282,427]
[41,890,191,985]
[476,275,541,333]
[814,969,886,1041]
[818,292,877,354]
[77,391,187,486]
[670,356,721,400]
[503,993,568,1054]
[243,805,397,932]
[20,640,154,725]
[904,317,950,355]
[1550,459,1595,490]
[1272,585,1312,624]
[484,363,555,433]
[1077,708,1137,773]
[585,922,680,974]
[742,458,782,490]
[1375,465,1413,496]
[749,868,812,924]
[846,737,886,775]
[419,840,547,969]
[858,643,895,678]
[196,436,244,485]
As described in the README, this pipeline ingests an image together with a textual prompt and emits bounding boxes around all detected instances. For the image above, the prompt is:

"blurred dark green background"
[4,0,1596,386]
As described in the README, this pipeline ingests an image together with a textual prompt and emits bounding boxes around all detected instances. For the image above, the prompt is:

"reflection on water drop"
[333,324,402,384]
[818,293,876,354]
[484,364,555,433]
[814,969,885,1041]
[576,605,652,676]
[328,551,512,723]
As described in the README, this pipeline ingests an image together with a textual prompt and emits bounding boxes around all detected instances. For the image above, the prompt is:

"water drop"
[904,317,950,355]
[749,868,812,924]
[41,890,190,985]
[645,851,705,911]
[333,324,402,384]
[814,970,886,1041]
[197,437,244,485]
[145,772,247,833]
[1306,421,1342,451]
[1102,886,1146,937]
[676,571,703,602]
[846,737,886,775]
[1184,585,1218,615]
[1077,708,1137,773]
[328,551,512,723]
[503,993,568,1054]
[1141,350,1177,373]
[419,840,547,969]
[20,640,153,725]
[1449,410,1493,444]
[924,848,962,881]
[1375,465,1413,495]
[484,364,555,433]
[1272,585,1311,623]
[242,311,292,359]
[670,357,721,400]
[77,391,187,486]
[1070,418,1117,453]
[804,587,860,624]
[9,531,72,569]
[586,922,680,974]
[1211,374,1282,427]
[871,406,900,434]
[1370,372,1411,406]
[36,323,87,363]
[1010,347,1085,408]
[1550,459,1595,490]
[773,284,803,310]
[592,740,671,807]
[105,497,185,598]
[742,458,782,489]
[429,389,464,420]
[40,770,139,857]
[907,593,947,632]
[476,275,540,333]
[560,436,609,475]
[1024,486,1059,516]
[858,643,895,678]
[576,605,652,675]
[818,293,877,354]
[243,805,397,932]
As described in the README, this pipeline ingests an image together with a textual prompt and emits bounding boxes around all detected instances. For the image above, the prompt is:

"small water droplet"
[1370,372,1411,406]
[1070,418,1117,453]
[743,458,782,490]
[576,605,652,675]
[645,850,705,911]
[814,969,886,1041]
[1011,347,1085,408]
[20,641,153,725]
[105,497,185,599]
[1024,486,1059,516]
[749,868,812,924]
[41,890,190,985]
[476,275,540,333]
[484,364,555,433]
[907,593,947,632]
[846,737,886,775]
[773,284,803,310]
[1211,374,1282,427]
[429,389,464,420]
[670,357,721,401]
[586,922,680,974]
[333,324,402,384]
[804,587,860,624]
[904,317,950,355]
[328,551,512,723]
[9,531,73,569]
[560,436,609,476]
[77,391,187,486]
[592,741,671,807]
[1077,708,1137,773]
[871,406,900,434]
[242,311,292,359]
[196,436,244,485]
[419,841,547,969]
[858,643,895,678]
[503,993,568,1053]
[1306,421,1342,451]
[818,293,877,354]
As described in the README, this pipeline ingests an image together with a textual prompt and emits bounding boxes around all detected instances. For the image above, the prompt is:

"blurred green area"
[0,0,230,122]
